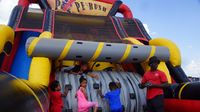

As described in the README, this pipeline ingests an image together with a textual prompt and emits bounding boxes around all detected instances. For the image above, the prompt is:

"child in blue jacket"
[98,81,123,112]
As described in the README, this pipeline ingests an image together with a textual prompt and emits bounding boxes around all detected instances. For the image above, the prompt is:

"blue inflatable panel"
[11,31,40,79]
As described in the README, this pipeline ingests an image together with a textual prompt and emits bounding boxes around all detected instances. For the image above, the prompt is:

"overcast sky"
[0,0,200,77]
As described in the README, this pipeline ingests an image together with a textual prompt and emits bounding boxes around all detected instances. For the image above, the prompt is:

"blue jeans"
[111,107,123,112]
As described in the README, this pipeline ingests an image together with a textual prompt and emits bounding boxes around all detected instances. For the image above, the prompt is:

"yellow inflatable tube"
[28,32,52,86]
[55,60,79,70]
[124,37,172,83]
[88,61,115,71]
[12,79,45,112]
[149,38,181,67]
[0,24,14,53]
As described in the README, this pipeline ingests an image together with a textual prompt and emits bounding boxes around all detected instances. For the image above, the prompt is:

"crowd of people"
[50,79,122,112]
[49,56,170,112]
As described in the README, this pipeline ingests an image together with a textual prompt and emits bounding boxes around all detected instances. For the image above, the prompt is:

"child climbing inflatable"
[76,76,98,112]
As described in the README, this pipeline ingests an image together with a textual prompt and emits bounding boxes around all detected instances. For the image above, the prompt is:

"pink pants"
[78,101,98,112]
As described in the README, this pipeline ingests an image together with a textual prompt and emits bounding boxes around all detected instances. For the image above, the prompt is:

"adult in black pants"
[139,56,169,112]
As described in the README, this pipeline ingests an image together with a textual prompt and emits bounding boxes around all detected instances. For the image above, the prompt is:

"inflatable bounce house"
[1,0,200,111]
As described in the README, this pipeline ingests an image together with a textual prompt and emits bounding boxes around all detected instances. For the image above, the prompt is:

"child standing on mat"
[76,76,98,112]
[50,80,68,112]
[98,81,123,112]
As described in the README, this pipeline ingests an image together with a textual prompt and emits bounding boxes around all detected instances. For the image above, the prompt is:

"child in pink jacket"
[76,76,98,112]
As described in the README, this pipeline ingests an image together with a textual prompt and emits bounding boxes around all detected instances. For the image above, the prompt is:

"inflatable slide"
[0,0,200,112]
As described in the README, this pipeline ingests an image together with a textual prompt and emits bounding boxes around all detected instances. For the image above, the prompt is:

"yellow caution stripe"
[90,42,104,61]
[178,82,189,99]
[119,44,131,62]
[28,38,40,56]
[147,46,156,61]
[123,37,144,45]
[39,31,52,38]
[58,40,74,60]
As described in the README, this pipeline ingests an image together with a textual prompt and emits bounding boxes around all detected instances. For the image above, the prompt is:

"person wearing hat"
[139,56,169,112]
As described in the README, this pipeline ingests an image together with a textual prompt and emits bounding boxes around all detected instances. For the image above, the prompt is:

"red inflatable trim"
[18,0,39,7]
[164,99,200,112]
[96,0,133,18]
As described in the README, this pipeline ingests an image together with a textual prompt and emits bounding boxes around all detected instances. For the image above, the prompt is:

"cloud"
[143,23,158,37]
[29,4,40,9]
[184,59,200,77]
[187,45,193,49]
[143,24,150,34]
[0,0,17,24]
[0,0,40,24]
[150,32,157,37]
[142,24,199,78]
